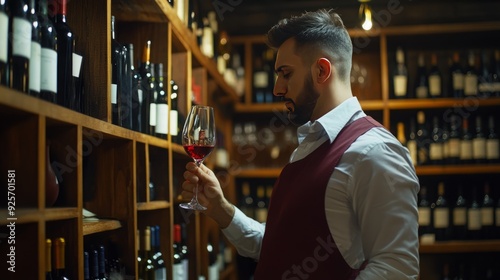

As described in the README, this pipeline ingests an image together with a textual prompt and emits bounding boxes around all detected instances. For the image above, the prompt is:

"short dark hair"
[267,9,353,82]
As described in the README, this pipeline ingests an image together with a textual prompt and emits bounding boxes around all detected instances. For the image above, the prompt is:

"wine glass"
[180,105,216,211]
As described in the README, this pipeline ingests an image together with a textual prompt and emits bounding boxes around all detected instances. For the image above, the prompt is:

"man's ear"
[316,58,332,84]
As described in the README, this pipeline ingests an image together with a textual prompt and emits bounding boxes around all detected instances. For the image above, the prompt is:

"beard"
[286,75,320,126]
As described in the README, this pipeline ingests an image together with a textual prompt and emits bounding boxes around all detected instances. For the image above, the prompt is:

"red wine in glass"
[183,145,215,163]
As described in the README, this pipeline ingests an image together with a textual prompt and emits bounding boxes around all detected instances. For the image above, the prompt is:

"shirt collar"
[296,97,364,144]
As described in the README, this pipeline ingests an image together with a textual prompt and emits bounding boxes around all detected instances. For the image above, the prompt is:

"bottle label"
[182,259,189,280]
[459,140,472,160]
[464,74,478,96]
[442,141,449,159]
[29,42,42,92]
[41,48,58,93]
[253,71,269,88]
[12,18,32,59]
[496,208,500,227]
[481,207,494,226]
[393,75,407,97]
[415,86,428,99]
[0,13,8,62]
[111,84,117,104]
[453,208,466,226]
[255,208,267,223]
[155,103,168,134]
[170,109,179,136]
[208,264,219,280]
[173,263,184,280]
[407,140,417,165]
[418,207,431,226]
[467,208,481,230]
[472,138,486,159]
[156,268,167,280]
[137,89,143,104]
[429,75,441,96]
[150,102,157,126]
[429,143,443,160]
[478,82,494,93]
[453,73,464,90]
[486,139,499,159]
[73,53,83,78]
[433,208,449,228]
[448,139,460,157]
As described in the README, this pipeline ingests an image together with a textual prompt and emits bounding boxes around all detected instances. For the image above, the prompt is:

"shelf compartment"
[83,219,122,236]
[420,240,500,253]
[46,218,80,279]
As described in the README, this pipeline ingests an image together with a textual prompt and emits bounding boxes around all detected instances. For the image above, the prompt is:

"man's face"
[274,38,320,126]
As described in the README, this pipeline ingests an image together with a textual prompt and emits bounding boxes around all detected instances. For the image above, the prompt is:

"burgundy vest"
[253,116,382,280]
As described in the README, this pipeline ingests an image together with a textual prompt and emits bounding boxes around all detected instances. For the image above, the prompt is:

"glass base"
[179,201,207,211]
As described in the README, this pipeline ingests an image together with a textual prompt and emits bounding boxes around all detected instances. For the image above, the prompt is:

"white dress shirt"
[222,97,420,279]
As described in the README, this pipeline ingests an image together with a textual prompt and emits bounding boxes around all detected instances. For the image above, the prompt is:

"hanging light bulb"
[358,0,373,31]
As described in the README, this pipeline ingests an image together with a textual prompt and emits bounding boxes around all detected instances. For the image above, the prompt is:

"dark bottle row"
[237,180,274,223]
[439,259,499,280]
[111,17,184,144]
[396,111,499,166]
[392,47,500,99]
[418,181,500,242]
[0,0,83,111]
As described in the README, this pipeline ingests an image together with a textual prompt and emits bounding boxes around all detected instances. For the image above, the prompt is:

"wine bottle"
[148,63,157,136]
[0,0,8,86]
[155,63,169,139]
[120,43,132,129]
[397,122,407,146]
[170,79,180,144]
[142,227,156,280]
[393,47,408,98]
[478,50,493,97]
[52,0,75,109]
[37,0,57,103]
[9,0,32,93]
[486,115,499,163]
[441,263,451,280]
[414,53,428,99]
[98,246,108,280]
[252,55,267,104]
[180,223,189,280]
[173,224,185,280]
[255,185,268,223]
[111,15,122,126]
[201,16,214,58]
[433,182,450,241]
[459,117,473,164]
[240,182,254,219]
[90,249,100,280]
[207,236,219,280]
[28,0,41,97]
[428,53,442,98]
[46,239,54,280]
[138,40,152,135]
[83,251,89,280]
[492,50,500,97]
[152,225,167,280]
[452,186,467,240]
[481,182,495,239]
[496,197,500,238]
[441,120,450,163]
[417,186,432,238]
[450,51,464,98]
[52,237,69,280]
[429,116,444,165]
[467,187,482,240]
[137,230,143,280]
[416,111,429,165]
[447,114,461,164]
[464,51,478,97]
[128,43,143,133]
[472,116,486,163]
[407,119,418,165]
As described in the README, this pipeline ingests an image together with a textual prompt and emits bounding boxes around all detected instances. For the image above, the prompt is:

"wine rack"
[230,21,500,280]
[0,0,238,279]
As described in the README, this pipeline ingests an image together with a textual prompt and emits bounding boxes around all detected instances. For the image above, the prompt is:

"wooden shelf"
[420,240,500,253]
[388,97,500,110]
[416,164,500,175]
[136,200,171,211]
[44,207,80,222]
[83,219,122,236]
[0,208,40,225]
[235,168,282,178]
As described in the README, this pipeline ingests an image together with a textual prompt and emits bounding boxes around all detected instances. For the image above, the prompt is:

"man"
[182,8,420,279]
